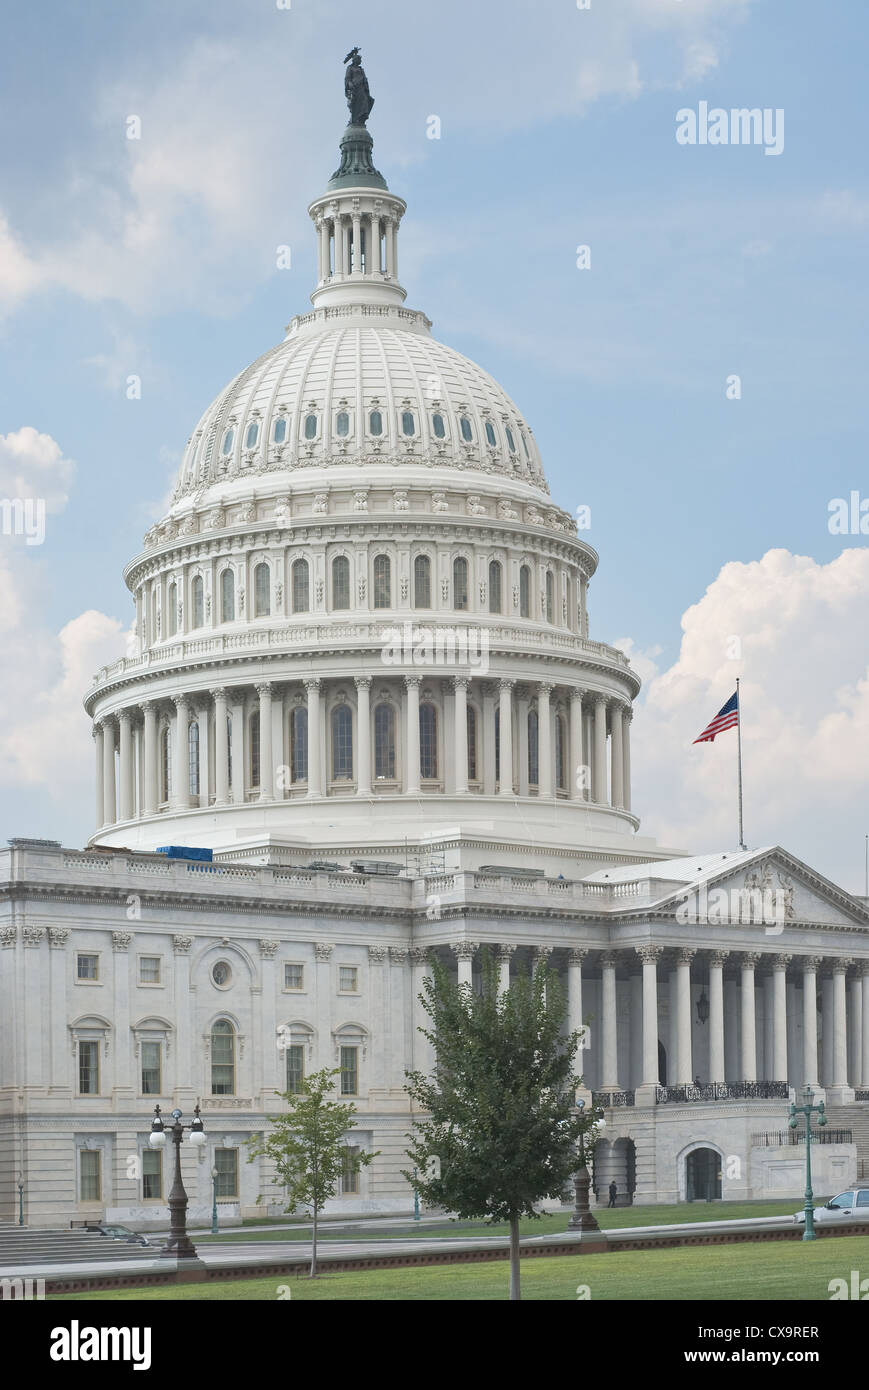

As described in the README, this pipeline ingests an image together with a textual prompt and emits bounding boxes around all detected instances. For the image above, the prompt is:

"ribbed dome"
[171,310,549,508]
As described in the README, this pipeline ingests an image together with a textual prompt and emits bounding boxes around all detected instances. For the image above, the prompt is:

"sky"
[0,0,867,891]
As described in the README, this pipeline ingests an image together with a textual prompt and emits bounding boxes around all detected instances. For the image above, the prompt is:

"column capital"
[532,945,550,966]
[172,934,193,955]
[111,931,132,952]
[303,677,321,693]
[675,947,697,965]
[636,945,664,964]
[314,942,333,962]
[496,944,516,963]
[801,954,824,972]
[405,674,421,690]
[599,951,619,969]
[739,951,762,969]
[594,693,608,709]
[771,953,793,970]
[567,948,588,966]
[853,961,869,979]
[498,678,515,693]
[830,957,853,975]
[708,950,730,968]
[389,945,409,964]
[91,723,102,740]
[209,687,228,702]
[537,681,554,698]
[255,682,273,699]
[453,675,470,691]
[451,941,477,960]
[172,693,189,712]
[368,944,388,963]
[569,686,585,703]
[354,675,372,691]
[408,946,431,966]
[258,939,279,958]
[117,708,134,725]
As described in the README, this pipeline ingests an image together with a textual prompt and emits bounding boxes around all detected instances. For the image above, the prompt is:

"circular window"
[211,961,232,988]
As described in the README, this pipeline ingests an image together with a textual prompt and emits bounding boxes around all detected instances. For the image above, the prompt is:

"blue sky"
[0,0,867,888]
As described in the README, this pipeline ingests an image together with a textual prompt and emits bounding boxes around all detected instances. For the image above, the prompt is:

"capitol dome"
[85,105,649,874]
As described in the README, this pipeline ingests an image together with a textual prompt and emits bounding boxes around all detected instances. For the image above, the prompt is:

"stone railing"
[656,1082,789,1105]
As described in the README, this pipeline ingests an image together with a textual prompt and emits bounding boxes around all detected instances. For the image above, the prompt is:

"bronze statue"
[343,47,374,126]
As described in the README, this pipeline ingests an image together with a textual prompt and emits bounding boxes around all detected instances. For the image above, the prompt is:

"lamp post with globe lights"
[149,1104,206,1259]
[789,1086,827,1242]
[568,1097,606,1241]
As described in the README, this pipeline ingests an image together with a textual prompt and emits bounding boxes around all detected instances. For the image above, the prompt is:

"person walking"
[608,1180,618,1208]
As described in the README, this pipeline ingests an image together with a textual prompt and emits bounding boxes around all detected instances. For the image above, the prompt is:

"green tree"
[403,950,597,1300]
[247,1067,375,1277]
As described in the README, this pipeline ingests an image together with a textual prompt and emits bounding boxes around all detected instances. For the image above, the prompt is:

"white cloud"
[0,427,76,513]
[629,548,869,891]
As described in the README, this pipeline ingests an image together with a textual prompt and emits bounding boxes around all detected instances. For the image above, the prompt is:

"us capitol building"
[2,63,867,1228]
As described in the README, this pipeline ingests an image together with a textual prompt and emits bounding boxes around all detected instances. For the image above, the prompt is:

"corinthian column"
[102,718,117,825]
[636,946,662,1088]
[118,710,134,821]
[498,680,514,795]
[600,952,620,1091]
[831,959,852,1096]
[142,701,158,816]
[593,696,607,804]
[675,948,696,1085]
[567,949,587,1048]
[452,941,475,990]
[610,702,625,810]
[257,683,274,801]
[708,951,728,1085]
[93,723,105,828]
[569,688,584,801]
[355,677,371,796]
[212,689,229,805]
[622,709,632,812]
[305,678,322,799]
[405,676,421,794]
[771,954,791,1084]
[453,677,469,793]
[496,945,515,997]
[740,952,760,1083]
[802,957,821,1089]
[537,683,553,798]
[860,963,869,1092]
[172,695,190,809]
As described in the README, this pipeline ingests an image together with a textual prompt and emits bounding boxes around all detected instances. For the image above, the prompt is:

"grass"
[51,1234,869,1301]
[193,1198,808,1244]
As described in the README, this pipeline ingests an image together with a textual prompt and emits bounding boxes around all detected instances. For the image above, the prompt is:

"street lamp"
[211,1165,219,1235]
[788,1085,827,1242]
[568,1099,605,1236]
[149,1104,206,1259]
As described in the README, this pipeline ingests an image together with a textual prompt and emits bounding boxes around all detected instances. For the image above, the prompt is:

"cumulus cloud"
[0,427,76,514]
[629,548,869,892]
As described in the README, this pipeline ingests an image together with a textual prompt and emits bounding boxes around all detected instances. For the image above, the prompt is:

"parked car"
[91,1223,156,1246]
[794,1189,869,1223]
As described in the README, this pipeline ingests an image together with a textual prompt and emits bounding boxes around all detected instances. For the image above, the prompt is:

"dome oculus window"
[369,410,383,437]
[211,961,232,988]
[460,416,473,442]
[485,421,496,447]
[273,417,287,445]
[401,411,415,437]
[245,422,259,449]
[432,413,446,439]
[336,410,350,437]
[221,428,235,457]
[304,413,318,440]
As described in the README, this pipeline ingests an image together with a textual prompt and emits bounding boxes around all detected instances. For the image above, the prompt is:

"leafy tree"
[403,949,597,1300]
[247,1067,375,1277]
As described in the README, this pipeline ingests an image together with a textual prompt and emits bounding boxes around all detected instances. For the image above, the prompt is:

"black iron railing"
[592,1090,636,1108]
[655,1081,789,1104]
[751,1129,853,1147]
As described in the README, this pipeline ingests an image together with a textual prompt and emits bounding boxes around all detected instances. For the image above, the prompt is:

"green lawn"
[194,1198,807,1244]
[51,1234,869,1301]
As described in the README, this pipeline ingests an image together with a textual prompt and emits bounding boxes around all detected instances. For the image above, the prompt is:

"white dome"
[172,308,549,508]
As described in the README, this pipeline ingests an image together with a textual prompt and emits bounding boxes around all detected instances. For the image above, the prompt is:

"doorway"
[686,1147,722,1201]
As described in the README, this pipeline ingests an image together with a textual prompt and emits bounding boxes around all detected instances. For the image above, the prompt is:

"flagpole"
[736,677,746,851]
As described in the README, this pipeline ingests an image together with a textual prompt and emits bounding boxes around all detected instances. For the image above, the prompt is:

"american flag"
[693,690,739,744]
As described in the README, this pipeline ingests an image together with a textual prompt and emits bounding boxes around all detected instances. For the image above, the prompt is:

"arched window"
[460,416,473,442]
[245,421,259,449]
[221,428,234,457]
[210,1020,235,1095]
[419,703,438,780]
[494,706,500,783]
[160,727,171,803]
[432,412,446,439]
[528,710,539,786]
[249,710,260,789]
[290,706,308,783]
[304,413,318,440]
[453,556,469,611]
[519,565,531,618]
[167,582,177,637]
[401,411,415,437]
[485,421,496,447]
[369,410,383,436]
[413,554,431,608]
[521,431,530,459]
[292,558,309,613]
[374,703,395,780]
[273,416,287,444]
[191,576,204,628]
[188,721,200,797]
[545,571,555,624]
[506,426,516,453]
[488,559,502,615]
[254,563,270,617]
[373,554,391,609]
[332,555,350,610]
[221,568,235,623]
[555,714,566,790]
[331,703,353,780]
[466,705,478,781]
[336,410,350,437]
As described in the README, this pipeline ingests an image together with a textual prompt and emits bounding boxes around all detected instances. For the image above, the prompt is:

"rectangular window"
[286,1044,305,1095]
[78,1040,100,1095]
[284,963,304,991]
[340,1045,358,1096]
[339,966,358,993]
[214,1148,239,1199]
[141,1041,162,1095]
[139,956,161,984]
[79,1149,101,1202]
[142,1148,162,1200]
[77,953,99,981]
[341,1146,360,1195]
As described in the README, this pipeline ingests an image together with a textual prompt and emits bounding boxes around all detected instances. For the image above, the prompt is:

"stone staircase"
[825,1102,869,1182]
[0,1225,158,1270]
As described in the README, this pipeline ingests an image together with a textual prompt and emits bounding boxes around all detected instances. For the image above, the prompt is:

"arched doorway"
[686,1147,722,1201]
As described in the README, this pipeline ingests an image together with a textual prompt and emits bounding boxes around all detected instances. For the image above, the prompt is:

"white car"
[794,1189,869,1224]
